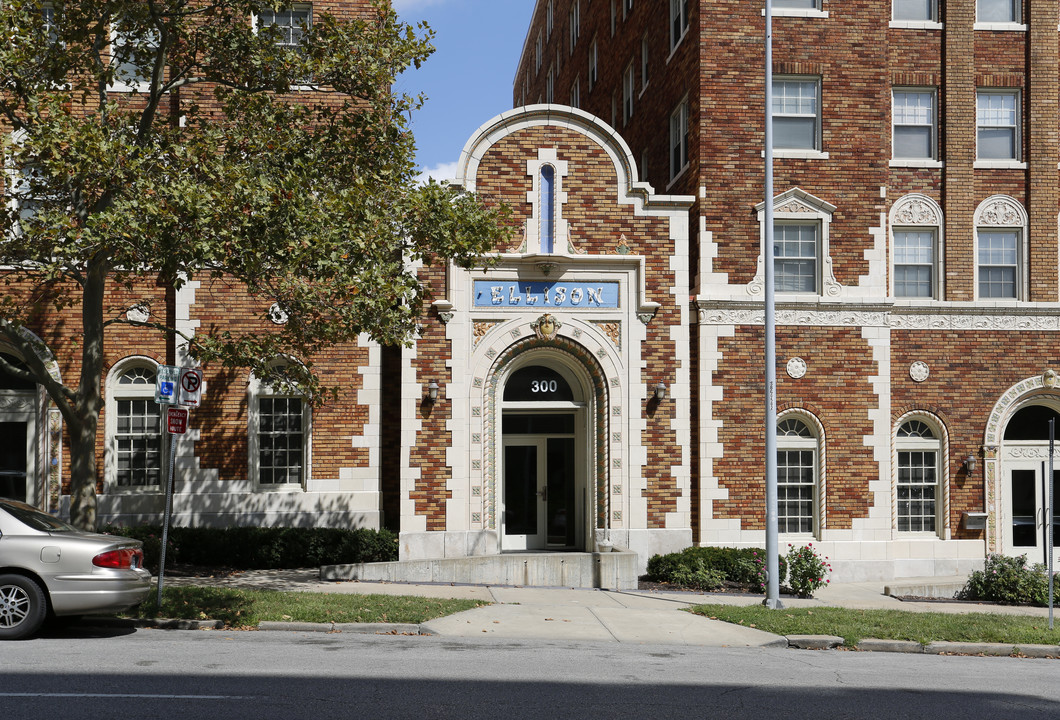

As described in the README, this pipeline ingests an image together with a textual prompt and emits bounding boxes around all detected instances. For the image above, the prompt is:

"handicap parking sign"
[154,365,181,405]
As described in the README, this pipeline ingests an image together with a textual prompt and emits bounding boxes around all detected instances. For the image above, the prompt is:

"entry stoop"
[320,549,639,590]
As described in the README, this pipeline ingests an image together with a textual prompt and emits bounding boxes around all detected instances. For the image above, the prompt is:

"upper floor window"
[257,5,311,49]
[546,66,554,103]
[774,223,819,293]
[569,78,580,108]
[773,77,820,152]
[546,0,554,40]
[775,0,819,7]
[892,89,936,161]
[977,0,1020,23]
[890,194,943,300]
[109,22,159,92]
[893,0,937,21]
[588,38,598,90]
[669,98,689,181]
[624,0,634,18]
[622,61,635,126]
[670,0,689,51]
[569,1,580,54]
[976,90,1020,162]
[535,31,542,72]
[975,195,1027,300]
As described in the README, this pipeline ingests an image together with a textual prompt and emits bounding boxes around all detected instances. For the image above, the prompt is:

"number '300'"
[531,379,558,393]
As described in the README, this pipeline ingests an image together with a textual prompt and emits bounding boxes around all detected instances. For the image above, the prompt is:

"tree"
[0,0,510,529]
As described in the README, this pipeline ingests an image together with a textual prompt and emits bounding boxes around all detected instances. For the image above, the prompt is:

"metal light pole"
[763,0,782,610]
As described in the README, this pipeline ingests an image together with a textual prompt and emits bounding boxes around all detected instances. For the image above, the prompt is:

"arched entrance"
[500,363,589,550]
[999,402,1060,565]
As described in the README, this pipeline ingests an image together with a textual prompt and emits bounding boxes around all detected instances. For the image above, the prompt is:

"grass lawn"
[128,586,488,629]
[690,604,1060,648]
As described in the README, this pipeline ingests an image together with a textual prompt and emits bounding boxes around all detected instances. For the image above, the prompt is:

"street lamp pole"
[763,0,783,610]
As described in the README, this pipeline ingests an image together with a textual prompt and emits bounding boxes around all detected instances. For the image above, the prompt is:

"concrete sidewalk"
[160,569,1057,648]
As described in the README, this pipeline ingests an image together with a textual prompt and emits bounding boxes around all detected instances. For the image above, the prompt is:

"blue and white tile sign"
[474,281,620,308]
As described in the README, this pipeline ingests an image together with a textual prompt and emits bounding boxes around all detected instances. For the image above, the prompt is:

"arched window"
[106,361,163,488]
[895,418,943,533]
[777,416,819,534]
[890,194,943,299]
[975,195,1027,300]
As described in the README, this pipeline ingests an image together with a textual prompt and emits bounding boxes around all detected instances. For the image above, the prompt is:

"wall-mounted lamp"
[964,453,977,475]
[654,381,667,401]
[426,381,439,403]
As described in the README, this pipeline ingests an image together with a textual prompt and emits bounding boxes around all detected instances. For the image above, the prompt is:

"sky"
[392,0,536,183]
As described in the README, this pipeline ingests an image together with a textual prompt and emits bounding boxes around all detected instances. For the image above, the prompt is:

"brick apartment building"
[510,0,1060,579]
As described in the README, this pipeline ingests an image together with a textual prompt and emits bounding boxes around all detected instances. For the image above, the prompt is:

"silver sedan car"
[0,498,152,639]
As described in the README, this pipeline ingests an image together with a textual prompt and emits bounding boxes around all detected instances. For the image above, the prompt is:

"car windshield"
[0,500,77,532]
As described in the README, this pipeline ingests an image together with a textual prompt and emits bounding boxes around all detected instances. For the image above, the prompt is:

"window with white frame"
[774,223,819,293]
[257,5,311,49]
[977,0,1020,23]
[670,0,689,51]
[546,0,553,40]
[977,229,1020,298]
[569,1,580,54]
[977,90,1019,161]
[640,35,649,90]
[570,78,580,108]
[622,61,634,125]
[669,98,689,181]
[109,22,159,91]
[893,0,936,21]
[109,364,162,488]
[610,0,617,35]
[773,77,820,151]
[588,38,598,90]
[893,229,937,298]
[777,417,818,535]
[624,0,634,18]
[892,89,936,160]
[896,419,941,533]
[546,66,554,103]
[975,195,1027,300]
[249,364,310,487]
[774,0,819,7]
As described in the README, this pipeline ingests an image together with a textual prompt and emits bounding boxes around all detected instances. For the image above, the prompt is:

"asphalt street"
[3,627,1060,720]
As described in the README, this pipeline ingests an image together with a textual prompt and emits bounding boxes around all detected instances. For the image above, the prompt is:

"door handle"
[537,486,548,502]
[1037,507,1044,529]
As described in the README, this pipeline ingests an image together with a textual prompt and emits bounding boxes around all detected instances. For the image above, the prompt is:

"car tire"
[0,574,48,640]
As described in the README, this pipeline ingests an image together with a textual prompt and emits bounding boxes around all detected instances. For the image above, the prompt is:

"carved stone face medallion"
[532,313,561,341]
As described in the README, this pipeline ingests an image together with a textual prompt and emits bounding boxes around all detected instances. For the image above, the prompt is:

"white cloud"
[415,159,462,185]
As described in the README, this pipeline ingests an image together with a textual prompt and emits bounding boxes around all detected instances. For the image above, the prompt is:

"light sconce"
[964,454,977,475]
[654,381,667,401]
[426,381,439,403]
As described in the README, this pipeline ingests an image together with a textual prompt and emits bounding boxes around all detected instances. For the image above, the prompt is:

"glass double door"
[502,413,578,550]
[0,421,28,502]
[1006,461,1060,566]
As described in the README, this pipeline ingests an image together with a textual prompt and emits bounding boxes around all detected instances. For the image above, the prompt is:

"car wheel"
[0,574,48,640]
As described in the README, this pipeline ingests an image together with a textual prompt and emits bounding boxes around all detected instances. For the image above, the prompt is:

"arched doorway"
[500,362,589,551]
[1000,402,1060,565]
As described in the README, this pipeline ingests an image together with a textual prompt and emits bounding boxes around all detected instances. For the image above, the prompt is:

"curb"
[787,634,844,650]
[256,621,425,635]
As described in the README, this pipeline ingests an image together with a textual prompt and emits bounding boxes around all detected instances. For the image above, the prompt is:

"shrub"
[101,524,399,574]
[958,554,1053,606]
[646,546,778,591]
[784,543,831,598]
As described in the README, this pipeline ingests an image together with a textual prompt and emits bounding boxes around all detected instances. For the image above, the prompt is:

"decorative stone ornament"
[268,303,289,325]
[531,313,562,341]
[126,304,150,324]
[786,357,807,379]
[909,361,930,382]
[1043,369,1059,388]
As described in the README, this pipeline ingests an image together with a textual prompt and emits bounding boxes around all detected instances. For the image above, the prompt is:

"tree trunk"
[67,414,99,531]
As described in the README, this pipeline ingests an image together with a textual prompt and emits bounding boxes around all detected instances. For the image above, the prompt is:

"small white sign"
[178,367,204,408]
[155,365,181,405]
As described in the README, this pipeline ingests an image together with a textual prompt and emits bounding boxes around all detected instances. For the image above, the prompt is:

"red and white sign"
[178,367,203,408]
[167,407,189,434]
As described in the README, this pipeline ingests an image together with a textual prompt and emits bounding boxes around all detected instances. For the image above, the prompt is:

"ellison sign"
[473,281,619,308]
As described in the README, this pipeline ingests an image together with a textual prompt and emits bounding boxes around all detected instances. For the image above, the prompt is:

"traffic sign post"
[154,365,181,405]
[178,367,203,407]
[157,368,204,610]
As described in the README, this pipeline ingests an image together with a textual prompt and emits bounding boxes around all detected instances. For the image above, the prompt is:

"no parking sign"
[178,367,203,407]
